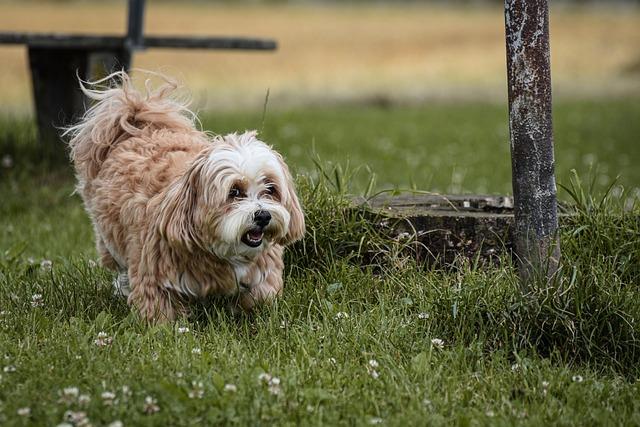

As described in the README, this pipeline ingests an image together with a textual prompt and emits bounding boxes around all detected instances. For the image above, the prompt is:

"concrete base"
[357,193,517,266]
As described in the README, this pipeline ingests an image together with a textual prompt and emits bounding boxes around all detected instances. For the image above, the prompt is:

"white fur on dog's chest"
[232,263,250,282]
[163,271,201,298]
[167,263,256,298]
[230,260,256,289]
[231,260,271,291]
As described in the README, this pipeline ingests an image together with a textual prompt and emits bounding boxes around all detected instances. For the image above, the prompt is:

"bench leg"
[29,47,89,160]
[27,47,130,161]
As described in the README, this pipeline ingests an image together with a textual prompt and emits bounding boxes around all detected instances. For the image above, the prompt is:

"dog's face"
[158,131,304,259]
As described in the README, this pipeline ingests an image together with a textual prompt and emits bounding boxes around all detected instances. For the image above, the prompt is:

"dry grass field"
[0,2,639,112]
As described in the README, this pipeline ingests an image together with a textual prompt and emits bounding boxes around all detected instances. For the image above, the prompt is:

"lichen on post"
[504,0,560,283]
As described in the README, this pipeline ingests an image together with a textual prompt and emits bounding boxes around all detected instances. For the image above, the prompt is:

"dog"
[65,72,305,322]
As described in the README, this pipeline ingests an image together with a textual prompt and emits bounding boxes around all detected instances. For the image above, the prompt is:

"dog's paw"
[113,272,131,297]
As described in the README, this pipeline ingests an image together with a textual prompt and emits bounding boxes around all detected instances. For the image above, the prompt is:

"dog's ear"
[157,151,209,252]
[277,154,305,244]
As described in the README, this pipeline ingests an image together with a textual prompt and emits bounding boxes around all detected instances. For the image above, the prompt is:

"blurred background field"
[0,1,639,112]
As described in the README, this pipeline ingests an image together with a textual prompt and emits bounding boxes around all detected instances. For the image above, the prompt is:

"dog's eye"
[265,184,278,198]
[229,187,242,199]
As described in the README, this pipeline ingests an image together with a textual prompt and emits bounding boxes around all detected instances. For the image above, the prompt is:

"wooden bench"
[0,0,276,157]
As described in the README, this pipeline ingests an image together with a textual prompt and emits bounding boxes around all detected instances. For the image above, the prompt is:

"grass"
[1,100,639,425]
[207,98,640,195]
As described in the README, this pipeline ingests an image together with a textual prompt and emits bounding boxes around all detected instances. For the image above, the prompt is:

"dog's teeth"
[248,231,264,241]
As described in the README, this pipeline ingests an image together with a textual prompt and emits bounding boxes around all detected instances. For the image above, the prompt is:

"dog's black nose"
[254,210,271,227]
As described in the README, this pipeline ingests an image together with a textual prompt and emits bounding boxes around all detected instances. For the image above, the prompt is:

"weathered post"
[504,0,560,283]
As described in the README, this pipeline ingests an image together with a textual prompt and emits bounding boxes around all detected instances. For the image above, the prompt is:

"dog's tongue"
[249,229,264,240]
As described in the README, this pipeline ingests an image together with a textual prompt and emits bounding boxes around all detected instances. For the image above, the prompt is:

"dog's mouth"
[241,227,264,248]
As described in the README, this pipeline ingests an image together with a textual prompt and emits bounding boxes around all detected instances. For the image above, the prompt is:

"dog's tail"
[65,70,196,182]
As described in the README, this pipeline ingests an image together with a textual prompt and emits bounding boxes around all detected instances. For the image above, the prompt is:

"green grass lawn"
[0,99,639,425]
[211,98,640,196]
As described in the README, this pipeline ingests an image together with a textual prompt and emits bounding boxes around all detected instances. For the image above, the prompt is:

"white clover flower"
[1,154,13,169]
[87,260,97,268]
[268,384,282,396]
[334,312,349,320]
[485,410,496,417]
[417,312,429,319]
[188,381,205,399]
[31,293,44,308]
[366,359,381,379]
[431,338,444,349]
[572,375,584,383]
[541,380,550,396]
[177,327,189,334]
[258,373,272,383]
[56,423,74,427]
[143,396,160,414]
[258,373,282,395]
[107,421,124,427]
[223,383,237,393]
[78,394,91,406]
[101,391,116,406]
[368,417,383,424]
[40,259,53,271]
[511,363,520,372]
[191,347,202,355]
[64,410,89,426]
[59,387,79,404]
[395,232,412,241]
[3,365,16,373]
[94,331,113,347]
[17,407,31,417]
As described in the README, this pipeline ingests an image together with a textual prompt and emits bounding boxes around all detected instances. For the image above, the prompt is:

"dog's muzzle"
[241,210,272,248]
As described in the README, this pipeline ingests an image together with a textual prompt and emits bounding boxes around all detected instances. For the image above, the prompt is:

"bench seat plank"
[0,32,276,50]
[144,35,276,50]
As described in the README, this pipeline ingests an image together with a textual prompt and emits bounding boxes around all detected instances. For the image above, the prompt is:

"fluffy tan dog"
[66,72,305,322]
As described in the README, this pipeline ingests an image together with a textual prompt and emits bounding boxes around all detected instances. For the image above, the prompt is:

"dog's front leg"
[127,274,186,323]
[238,270,283,312]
